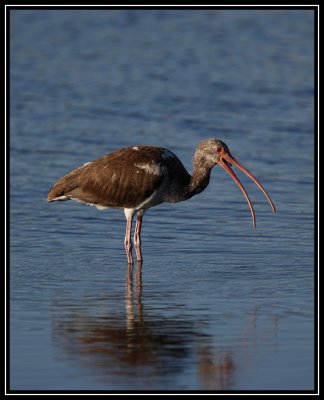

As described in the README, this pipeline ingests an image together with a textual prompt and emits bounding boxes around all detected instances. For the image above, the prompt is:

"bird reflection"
[196,344,235,390]
[52,263,196,382]
[125,262,143,331]
[52,264,277,390]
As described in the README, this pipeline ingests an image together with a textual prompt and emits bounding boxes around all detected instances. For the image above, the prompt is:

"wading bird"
[48,138,276,264]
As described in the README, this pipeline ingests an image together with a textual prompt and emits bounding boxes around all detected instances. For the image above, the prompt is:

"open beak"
[218,151,276,228]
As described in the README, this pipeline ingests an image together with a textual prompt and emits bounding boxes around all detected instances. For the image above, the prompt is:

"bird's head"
[196,138,276,228]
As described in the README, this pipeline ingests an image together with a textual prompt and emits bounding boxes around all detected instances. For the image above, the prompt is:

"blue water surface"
[9,8,315,392]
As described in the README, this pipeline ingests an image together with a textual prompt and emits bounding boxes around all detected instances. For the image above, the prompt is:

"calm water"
[9,9,315,392]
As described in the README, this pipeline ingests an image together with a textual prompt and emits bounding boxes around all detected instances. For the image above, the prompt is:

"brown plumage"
[48,138,276,263]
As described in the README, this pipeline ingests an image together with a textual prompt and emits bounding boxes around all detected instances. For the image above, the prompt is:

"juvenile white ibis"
[48,138,276,264]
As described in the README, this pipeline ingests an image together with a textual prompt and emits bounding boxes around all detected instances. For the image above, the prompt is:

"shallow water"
[9,8,315,392]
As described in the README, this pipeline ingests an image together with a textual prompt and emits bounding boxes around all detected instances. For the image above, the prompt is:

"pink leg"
[133,213,143,262]
[124,218,133,264]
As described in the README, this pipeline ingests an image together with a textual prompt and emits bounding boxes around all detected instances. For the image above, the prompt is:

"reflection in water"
[52,263,198,384]
[52,263,277,390]
[196,344,235,391]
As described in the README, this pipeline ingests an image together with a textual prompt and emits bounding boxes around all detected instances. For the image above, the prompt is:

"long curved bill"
[218,152,276,228]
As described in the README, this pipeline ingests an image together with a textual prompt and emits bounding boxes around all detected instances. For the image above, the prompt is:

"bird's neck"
[185,157,214,199]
